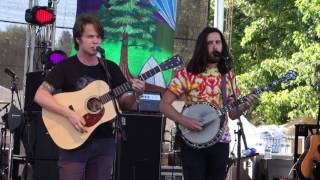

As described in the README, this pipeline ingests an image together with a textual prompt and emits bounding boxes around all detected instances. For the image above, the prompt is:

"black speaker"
[118,112,164,180]
[28,112,59,180]
[24,71,44,112]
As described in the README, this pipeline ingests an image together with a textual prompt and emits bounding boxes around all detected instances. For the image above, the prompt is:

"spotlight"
[25,6,55,26]
[48,50,67,65]
[44,50,67,69]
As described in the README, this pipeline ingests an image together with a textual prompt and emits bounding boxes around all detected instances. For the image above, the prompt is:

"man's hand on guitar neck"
[66,111,87,133]
[131,78,145,97]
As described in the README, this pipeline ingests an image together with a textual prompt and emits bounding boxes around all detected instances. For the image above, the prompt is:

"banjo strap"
[220,74,228,129]
[221,74,227,106]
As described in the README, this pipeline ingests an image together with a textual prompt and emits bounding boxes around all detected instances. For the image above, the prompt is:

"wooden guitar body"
[297,135,320,180]
[42,80,117,150]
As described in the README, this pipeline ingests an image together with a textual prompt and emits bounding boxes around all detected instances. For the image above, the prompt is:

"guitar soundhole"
[87,97,102,113]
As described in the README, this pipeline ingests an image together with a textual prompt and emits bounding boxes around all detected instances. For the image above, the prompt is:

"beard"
[208,51,222,63]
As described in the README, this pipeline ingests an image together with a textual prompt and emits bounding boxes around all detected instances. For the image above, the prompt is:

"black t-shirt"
[44,55,127,138]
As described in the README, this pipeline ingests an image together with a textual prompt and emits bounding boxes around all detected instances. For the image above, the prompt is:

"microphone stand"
[0,103,9,180]
[221,54,252,180]
[234,109,249,180]
[227,70,249,180]
[7,75,23,180]
[98,52,125,180]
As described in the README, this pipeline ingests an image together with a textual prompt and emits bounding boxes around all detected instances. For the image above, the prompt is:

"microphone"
[4,68,17,79]
[213,51,230,61]
[96,46,105,54]
[213,51,230,69]
[223,56,230,61]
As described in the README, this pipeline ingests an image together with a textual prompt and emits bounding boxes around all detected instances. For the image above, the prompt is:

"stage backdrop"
[75,0,177,89]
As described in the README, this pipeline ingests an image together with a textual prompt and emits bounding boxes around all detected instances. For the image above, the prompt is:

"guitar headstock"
[281,70,298,83]
[159,55,183,71]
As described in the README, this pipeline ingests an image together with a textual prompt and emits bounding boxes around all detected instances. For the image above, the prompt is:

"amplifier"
[129,91,161,113]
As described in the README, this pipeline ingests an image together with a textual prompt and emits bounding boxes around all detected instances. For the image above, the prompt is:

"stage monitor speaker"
[24,72,44,112]
[118,112,164,180]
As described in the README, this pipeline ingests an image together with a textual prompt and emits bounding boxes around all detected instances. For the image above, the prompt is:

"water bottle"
[264,145,272,159]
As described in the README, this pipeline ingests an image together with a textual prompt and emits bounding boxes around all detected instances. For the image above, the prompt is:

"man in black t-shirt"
[34,15,145,180]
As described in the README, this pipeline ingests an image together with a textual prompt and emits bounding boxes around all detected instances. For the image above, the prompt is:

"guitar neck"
[98,65,162,104]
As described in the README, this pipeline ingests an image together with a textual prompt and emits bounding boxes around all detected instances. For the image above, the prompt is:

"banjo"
[178,70,297,149]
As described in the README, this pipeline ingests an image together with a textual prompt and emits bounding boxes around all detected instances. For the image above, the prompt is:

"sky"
[0,0,77,39]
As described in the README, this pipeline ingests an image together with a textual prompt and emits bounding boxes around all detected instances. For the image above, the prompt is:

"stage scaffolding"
[22,0,57,108]
[4,1,58,179]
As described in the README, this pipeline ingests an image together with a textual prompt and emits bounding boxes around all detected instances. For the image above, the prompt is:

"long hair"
[186,27,233,75]
[73,15,104,51]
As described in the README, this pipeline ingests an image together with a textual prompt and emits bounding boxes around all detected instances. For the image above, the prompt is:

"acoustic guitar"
[297,134,320,180]
[42,55,183,150]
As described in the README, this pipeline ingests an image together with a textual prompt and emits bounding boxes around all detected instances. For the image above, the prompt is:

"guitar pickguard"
[84,108,105,127]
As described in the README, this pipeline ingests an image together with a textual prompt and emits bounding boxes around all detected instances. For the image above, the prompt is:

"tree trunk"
[119,32,132,80]
[118,32,166,95]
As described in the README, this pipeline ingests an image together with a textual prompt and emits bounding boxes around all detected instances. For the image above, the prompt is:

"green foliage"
[0,25,26,88]
[208,0,215,27]
[216,0,320,125]
[295,0,320,37]
[56,31,72,55]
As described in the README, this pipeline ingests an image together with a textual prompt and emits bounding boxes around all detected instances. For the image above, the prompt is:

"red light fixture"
[25,6,55,26]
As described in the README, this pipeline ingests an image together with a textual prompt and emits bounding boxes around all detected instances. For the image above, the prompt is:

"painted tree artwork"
[102,0,157,80]
[76,0,177,92]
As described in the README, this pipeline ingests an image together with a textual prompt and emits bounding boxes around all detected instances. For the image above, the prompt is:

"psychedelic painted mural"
[76,0,177,91]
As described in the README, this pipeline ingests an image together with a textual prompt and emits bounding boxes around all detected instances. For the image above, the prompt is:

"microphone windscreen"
[96,46,105,54]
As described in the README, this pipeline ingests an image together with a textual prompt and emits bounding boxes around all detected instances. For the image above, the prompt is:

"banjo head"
[180,102,224,148]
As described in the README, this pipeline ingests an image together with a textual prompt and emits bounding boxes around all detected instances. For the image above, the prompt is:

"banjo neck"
[219,70,297,116]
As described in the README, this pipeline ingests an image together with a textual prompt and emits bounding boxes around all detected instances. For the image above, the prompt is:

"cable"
[0,20,26,25]
[0,19,73,29]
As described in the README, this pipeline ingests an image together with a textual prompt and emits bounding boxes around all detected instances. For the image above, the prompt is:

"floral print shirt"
[168,66,240,143]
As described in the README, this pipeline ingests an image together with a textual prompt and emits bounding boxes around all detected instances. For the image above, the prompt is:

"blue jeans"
[58,138,115,180]
[181,142,229,180]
